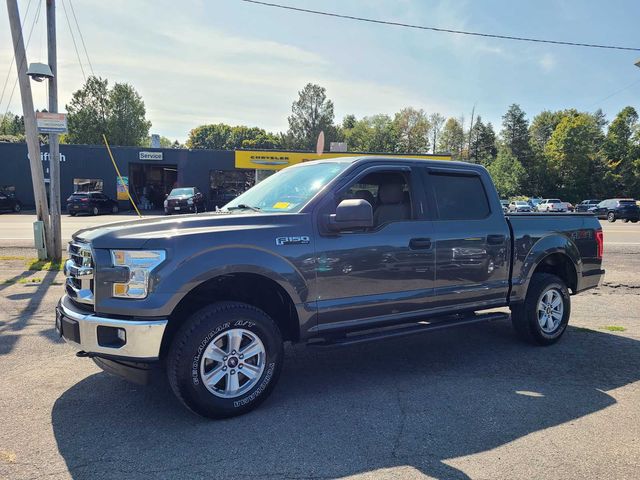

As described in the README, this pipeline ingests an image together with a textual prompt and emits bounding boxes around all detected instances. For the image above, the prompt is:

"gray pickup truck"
[56,157,605,418]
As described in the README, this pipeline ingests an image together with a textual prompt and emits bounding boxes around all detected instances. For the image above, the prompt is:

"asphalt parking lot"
[0,214,638,479]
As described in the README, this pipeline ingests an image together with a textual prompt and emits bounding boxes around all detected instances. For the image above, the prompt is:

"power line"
[61,0,86,82]
[586,78,640,110]
[0,0,34,117]
[68,0,94,77]
[3,0,43,121]
[240,0,640,52]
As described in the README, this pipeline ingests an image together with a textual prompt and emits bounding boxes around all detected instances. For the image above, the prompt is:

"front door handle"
[487,234,506,245]
[409,238,432,250]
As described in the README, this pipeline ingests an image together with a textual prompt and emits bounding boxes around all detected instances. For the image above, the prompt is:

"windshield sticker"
[272,202,291,209]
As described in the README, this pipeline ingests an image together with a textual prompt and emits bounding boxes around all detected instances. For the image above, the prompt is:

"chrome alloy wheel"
[199,328,266,399]
[537,288,564,333]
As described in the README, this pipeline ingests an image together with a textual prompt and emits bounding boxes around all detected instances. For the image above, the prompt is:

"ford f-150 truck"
[56,157,605,418]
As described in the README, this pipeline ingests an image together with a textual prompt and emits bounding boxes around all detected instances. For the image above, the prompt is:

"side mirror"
[328,199,373,231]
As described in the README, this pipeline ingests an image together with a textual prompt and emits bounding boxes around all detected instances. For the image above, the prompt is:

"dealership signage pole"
[6,0,53,258]
[47,0,62,261]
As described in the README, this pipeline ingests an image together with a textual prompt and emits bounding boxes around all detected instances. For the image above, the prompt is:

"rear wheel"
[607,212,616,222]
[511,273,570,346]
[167,302,284,418]
[13,203,21,213]
[92,206,99,216]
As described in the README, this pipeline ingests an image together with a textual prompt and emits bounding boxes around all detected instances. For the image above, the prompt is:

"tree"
[66,76,109,145]
[604,106,640,196]
[429,113,445,153]
[0,112,24,140]
[487,147,526,198]
[287,83,336,150]
[66,76,151,146]
[107,83,152,146]
[468,116,497,165]
[545,113,602,201]
[393,107,430,153]
[342,114,396,153]
[438,117,465,159]
[186,123,281,150]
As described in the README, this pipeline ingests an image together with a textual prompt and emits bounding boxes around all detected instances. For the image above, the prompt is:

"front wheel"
[511,273,570,346]
[167,302,284,418]
[607,212,616,222]
[92,206,99,216]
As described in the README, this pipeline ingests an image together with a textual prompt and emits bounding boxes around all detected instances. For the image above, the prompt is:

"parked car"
[66,192,119,216]
[537,199,567,212]
[508,200,533,213]
[576,199,600,212]
[500,199,509,213]
[528,197,543,208]
[590,198,640,223]
[57,156,604,418]
[0,190,22,213]
[565,202,575,212]
[164,187,206,214]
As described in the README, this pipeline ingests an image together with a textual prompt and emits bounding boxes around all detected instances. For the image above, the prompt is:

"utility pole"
[47,0,62,261]
[6,0,53,257]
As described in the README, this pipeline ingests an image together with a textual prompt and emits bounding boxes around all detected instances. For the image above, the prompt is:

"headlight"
[187,198,194,205]
[110,250,165,299]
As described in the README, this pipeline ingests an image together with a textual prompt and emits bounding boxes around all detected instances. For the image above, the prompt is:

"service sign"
[139,151,163,161]
[36,112,67,134]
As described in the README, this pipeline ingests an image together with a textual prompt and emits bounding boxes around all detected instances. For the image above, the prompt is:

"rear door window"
[430,172,490,220]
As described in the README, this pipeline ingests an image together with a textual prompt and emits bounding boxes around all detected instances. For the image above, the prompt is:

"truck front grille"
[64,242,94,306]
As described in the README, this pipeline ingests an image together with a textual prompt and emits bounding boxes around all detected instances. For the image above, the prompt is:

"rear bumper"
[56,295,167,361]
[577,269,605,292]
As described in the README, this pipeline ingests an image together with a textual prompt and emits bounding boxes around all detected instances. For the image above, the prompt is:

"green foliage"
[393,107,430,153]
[287,83,337,150]
[0,112,24,141]
[66,76,151,146]
[186,124,282,150]
[469,117,497,164]
[342,114,397,153]
[544,113,602,200]
[603,107,640,197]
[438,118,465,159]
[487,147,525,198]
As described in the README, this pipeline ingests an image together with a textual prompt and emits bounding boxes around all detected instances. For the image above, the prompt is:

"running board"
[308,312,510,347]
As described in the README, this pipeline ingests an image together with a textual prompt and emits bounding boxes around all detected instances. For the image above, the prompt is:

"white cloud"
[539,53,556,72]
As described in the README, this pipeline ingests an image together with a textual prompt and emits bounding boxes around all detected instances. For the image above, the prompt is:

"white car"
[537,199,567,212]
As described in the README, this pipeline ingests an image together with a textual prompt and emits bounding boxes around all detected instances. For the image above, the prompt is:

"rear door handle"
[487,234,506,245]
[409,238,432,249]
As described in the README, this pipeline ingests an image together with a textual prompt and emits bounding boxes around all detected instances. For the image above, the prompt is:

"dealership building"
[0,142,451,210]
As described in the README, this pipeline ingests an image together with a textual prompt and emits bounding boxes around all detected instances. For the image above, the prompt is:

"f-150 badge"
[276,236,310,246]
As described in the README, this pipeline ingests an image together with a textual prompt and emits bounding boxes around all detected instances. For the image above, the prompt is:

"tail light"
[595,229,604,259]
[80,198,88,202]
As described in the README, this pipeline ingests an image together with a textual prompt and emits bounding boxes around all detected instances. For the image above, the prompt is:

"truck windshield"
[224,162,350,213]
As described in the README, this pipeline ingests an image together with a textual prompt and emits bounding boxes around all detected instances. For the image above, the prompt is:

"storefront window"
[74,178,103,192]
[209,170,255,209]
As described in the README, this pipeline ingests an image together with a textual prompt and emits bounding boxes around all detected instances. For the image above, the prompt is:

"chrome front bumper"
[56,295,167,360]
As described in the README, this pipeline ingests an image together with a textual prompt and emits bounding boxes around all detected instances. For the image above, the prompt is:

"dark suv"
[0,190,22,213]
[576,199,600,212]
[590,198,639,223]
[164,187,206,214]
[67,192,119,216]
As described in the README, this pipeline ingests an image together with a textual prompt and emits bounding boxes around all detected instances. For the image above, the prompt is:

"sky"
[1,0,639,143]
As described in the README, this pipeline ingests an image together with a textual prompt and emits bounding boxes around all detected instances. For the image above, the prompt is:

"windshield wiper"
[227,204,262,212]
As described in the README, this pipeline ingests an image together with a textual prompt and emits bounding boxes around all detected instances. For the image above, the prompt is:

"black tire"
[69,212,76,217]
[607,212,616,222]
[622,218,629,223]
[92,206,99,216]
[112,204,119,214]
[13,202,21,213]
[632,219,638,223]
[510,273,571,346]
[167,302,284,419]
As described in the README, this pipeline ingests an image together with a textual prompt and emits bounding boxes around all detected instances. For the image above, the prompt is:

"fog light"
[117,328,126,343]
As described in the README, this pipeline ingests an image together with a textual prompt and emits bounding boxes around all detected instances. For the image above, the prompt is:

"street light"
[26,62,54,82]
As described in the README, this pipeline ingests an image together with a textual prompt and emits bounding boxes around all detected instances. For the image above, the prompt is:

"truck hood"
[72,212,291,249]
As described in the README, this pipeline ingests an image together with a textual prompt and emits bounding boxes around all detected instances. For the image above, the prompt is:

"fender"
[509,233,582,303]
